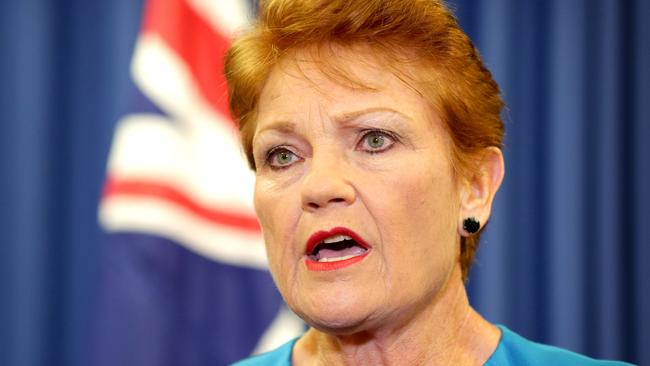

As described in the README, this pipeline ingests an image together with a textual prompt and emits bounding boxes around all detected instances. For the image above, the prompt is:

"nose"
[300,152,356,212]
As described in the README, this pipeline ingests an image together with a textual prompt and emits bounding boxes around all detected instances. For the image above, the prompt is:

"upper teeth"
[322,234,352,244]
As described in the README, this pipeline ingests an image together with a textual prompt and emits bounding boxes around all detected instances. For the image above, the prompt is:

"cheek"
[254,181,283,264]
[254,179,299,276]
[376,166,459,278]
[385,164,457,227]
[254,178,292,234]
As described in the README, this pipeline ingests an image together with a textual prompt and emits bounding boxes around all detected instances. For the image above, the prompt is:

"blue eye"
[359,130,396,152]
[267,147,300,168]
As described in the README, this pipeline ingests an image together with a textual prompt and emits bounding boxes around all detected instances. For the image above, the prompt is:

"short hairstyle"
[225,0,504,280]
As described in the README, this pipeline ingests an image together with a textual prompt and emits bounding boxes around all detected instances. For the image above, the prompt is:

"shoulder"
[485,325,635,366]
[230,338,298,366]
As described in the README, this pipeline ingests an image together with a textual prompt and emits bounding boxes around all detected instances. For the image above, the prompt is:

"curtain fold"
[0,1,144,365]
[464,0,649,364]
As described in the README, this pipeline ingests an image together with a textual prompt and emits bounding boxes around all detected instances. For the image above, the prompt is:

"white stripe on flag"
[131,34,223,123]
[100,195,267,269]
[187,0,253,37]
[107,114,256,211]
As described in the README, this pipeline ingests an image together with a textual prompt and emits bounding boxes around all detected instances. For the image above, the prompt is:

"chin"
[300,310,370,335]
[290,288,377,334]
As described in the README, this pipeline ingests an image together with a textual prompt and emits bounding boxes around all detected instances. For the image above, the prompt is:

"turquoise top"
[231,325,634,365]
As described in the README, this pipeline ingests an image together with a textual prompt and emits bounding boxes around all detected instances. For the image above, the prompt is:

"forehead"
[255,45,435,131]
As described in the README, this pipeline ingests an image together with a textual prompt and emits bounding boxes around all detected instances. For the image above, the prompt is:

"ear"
[458,147,505,236]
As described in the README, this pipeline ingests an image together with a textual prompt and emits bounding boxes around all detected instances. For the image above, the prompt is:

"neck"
[293,265,500,366]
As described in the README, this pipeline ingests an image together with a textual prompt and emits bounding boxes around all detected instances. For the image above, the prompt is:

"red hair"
[225,0,504,280]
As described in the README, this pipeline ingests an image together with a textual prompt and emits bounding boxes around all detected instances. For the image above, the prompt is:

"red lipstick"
[304,227,370,271]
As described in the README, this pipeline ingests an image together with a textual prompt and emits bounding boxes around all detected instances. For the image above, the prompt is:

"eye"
[266,147,301,169]
[358,130,396,153]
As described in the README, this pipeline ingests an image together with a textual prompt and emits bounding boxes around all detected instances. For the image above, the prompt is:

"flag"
[91,0,304,365]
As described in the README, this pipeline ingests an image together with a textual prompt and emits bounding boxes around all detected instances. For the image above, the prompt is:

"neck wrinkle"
[295,264,497,366]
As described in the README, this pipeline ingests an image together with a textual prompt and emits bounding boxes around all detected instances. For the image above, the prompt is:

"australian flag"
[90,0,303,365]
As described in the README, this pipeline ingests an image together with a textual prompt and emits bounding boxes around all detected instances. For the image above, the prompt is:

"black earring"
[463,217,480,234]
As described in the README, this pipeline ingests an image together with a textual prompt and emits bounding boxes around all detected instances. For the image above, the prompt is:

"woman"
[226,0,632,365]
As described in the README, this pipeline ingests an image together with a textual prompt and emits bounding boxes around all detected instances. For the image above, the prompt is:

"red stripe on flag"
[103,177,261,233]
[142,0,233,122]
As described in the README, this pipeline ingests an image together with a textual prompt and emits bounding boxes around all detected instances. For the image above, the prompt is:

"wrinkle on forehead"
[253,42,448,148]
[268,43,386,99]
[260,42,436,113]
[255,47,391,139]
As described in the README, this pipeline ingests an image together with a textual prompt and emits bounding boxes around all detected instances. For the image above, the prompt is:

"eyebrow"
[254,120,298,139]
[254,107,413,139]
[334,107,413,125]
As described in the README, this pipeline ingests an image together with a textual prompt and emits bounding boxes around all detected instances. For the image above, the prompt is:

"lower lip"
[305,251,369,271]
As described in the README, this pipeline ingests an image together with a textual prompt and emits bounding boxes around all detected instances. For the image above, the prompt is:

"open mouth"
[309,234,367,262]
[305,227,370,271]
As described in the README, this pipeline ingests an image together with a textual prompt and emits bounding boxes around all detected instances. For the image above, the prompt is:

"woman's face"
[252,49,463,333]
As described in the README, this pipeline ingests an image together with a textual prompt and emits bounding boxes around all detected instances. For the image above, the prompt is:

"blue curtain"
[457,0,649,364]
[0,1,647,365]
[0,1,143,365]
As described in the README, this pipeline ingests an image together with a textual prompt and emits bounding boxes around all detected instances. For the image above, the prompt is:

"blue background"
[0,0,648,365]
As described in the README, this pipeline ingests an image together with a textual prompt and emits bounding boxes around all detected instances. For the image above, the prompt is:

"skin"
[251,46,505,365]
